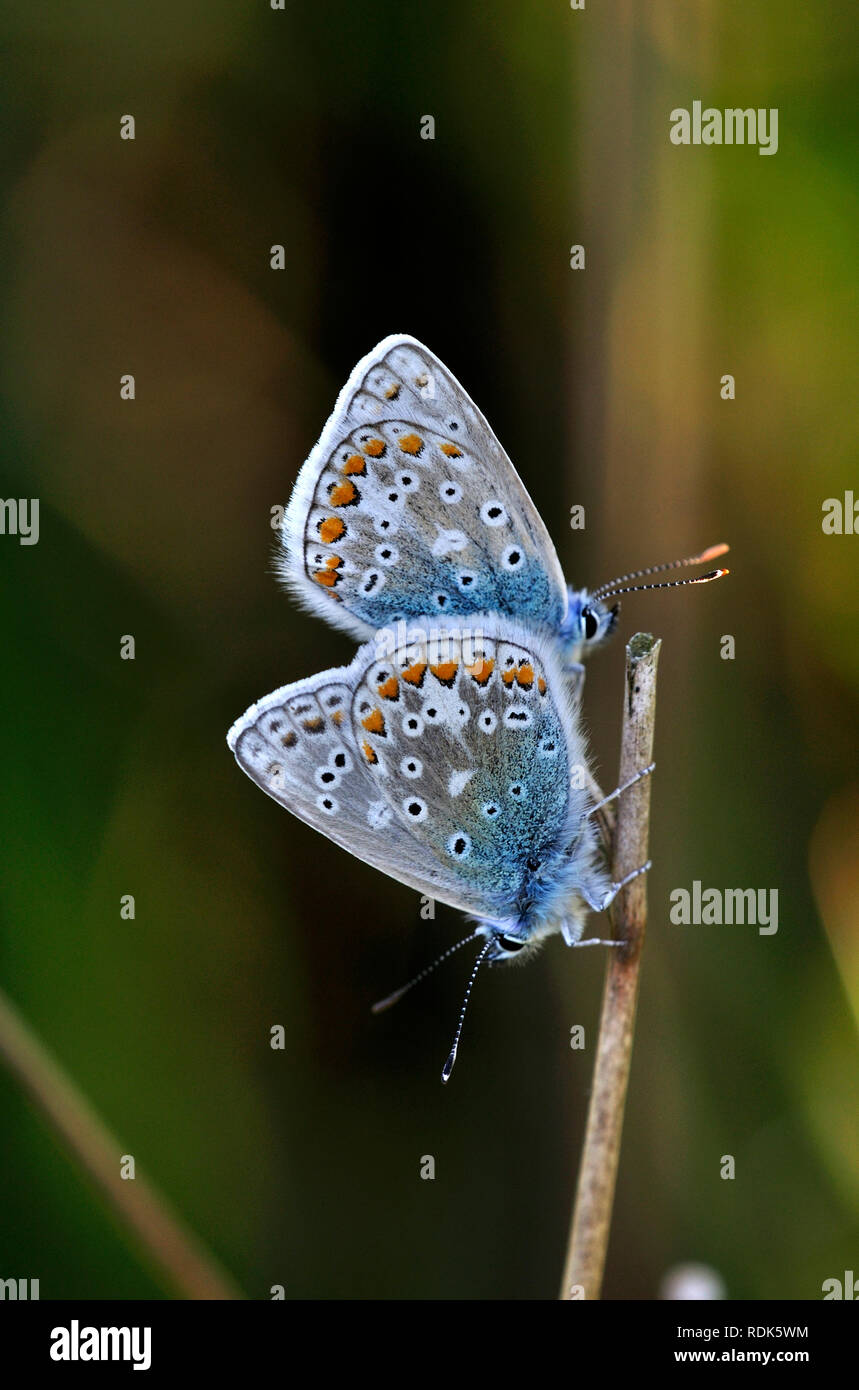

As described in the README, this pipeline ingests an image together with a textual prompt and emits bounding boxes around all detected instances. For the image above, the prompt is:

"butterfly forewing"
[280,336,568,641]
[228,659,498,916]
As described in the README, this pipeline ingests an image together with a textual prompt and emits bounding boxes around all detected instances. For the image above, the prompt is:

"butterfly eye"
[583,608,599,641]
[498,934,526,954]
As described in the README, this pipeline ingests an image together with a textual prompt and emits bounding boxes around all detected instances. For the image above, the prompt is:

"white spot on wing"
[367,801,392,830]
[432,527,469,558]
[448,770,475,797]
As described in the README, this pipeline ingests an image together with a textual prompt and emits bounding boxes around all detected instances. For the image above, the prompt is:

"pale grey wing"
[278,335,569,641]
[350,617,581,924]
[227,659,493,915]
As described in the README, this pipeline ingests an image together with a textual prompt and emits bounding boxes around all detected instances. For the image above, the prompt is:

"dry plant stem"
[0,986,242,1300]
[561,633,661,1300]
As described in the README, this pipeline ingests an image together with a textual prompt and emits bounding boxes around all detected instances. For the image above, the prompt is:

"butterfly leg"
[584,762,655,824]
[580,859,652,914]
[561,918,624,950]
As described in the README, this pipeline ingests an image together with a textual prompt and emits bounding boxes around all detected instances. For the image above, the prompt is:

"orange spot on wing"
[401,661,427,686]
[314,569,339,587]
[364,438,386,457]
[281,731,297,748]
[516,664,535,688]
[318,517,345,543]
[441,442,462,458]
[342,454,366,476]
[430,661,458,686]
[302,716,325,733]
[361,708,386,735]
[329,480,359,507]
[398,432,424,455]
[384,384,400,400]
[331,710,344,726]
[467,658,494,685]
[538,676,547,694]
[502,668,517,686]
[324,555,343,569]
[362,741,378,764]
[377,676,399,700]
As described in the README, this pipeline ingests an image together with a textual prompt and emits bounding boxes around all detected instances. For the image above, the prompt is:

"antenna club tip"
[695,567,730,583]
[441,1049,457,1083]
[699,542,730,562]
[371,988,406,1015]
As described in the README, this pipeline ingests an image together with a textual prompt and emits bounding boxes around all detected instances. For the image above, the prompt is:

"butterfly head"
[562,588,621,662]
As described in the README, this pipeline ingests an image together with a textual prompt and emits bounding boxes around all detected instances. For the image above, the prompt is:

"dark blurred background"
[1,1,857,1299]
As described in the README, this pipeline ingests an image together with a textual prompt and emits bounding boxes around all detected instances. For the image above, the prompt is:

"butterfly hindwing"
[351,618,586,923]
[279,336,569,641]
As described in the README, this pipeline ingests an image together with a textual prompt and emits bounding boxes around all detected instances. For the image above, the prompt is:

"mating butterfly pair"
[228,336,728,1078]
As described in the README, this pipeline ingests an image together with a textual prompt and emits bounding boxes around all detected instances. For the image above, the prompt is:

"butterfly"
[276,334,729,685]
[228,615,653,1080]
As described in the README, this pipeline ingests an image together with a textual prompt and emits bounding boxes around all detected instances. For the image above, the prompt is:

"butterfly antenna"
[590,543,730,602]
[371,929,483,1015]
[441,940,493,1084]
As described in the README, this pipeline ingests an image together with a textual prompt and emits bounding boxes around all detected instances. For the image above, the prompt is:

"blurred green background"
[1,1,857,1300]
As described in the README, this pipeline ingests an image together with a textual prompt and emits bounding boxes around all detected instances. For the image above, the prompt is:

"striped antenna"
[593,567,729,602]
[590,543,730,602]
[442,940,492,1083]
[371,929,482,1014]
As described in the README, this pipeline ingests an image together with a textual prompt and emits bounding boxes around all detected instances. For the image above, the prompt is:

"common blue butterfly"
[228,616,652,1079]
[276,334,729,683]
